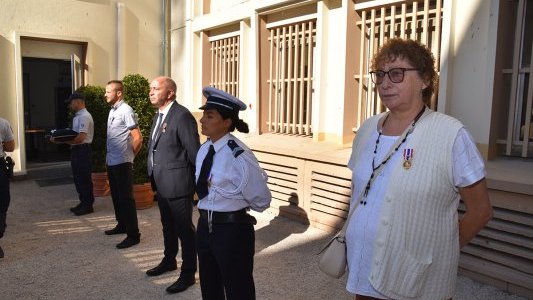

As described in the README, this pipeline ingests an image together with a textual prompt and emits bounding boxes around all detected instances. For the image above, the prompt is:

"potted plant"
[76,85,110,197]
[122,74,155,209]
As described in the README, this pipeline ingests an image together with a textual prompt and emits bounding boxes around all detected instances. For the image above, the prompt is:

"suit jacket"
[147,101,200,199]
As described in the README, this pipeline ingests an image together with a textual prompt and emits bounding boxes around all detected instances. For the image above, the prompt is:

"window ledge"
[239,133,351,166]
[485,158,533,196]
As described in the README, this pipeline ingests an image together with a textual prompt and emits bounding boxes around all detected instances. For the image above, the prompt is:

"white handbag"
[318,205,355,278]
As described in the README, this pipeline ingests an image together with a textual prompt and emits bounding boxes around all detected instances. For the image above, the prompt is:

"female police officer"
[196,87,271,300]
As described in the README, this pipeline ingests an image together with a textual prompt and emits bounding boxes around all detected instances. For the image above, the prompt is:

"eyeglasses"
[369,68,419,84]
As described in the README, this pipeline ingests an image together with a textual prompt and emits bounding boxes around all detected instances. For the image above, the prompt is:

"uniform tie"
[196,145,215,200]
[152,113,163,140]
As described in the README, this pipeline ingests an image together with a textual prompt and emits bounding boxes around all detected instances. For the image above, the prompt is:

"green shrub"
[76,85,107,172]
[123,74,154,184]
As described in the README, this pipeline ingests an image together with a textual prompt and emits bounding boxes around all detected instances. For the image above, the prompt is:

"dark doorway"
[23,57,72,162]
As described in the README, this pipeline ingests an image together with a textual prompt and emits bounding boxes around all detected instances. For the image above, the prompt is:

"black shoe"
[74,206,94,216]
[166,276,195,294]
[105,226,126,235]
[116,235,140,249]
[0,245,4,258]
[146,261,177,276]
[70,203,82,212]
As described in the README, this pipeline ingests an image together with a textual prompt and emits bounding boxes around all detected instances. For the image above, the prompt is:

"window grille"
[267,20,316,136]
[500,0,533,158]
[210,35,240,97]
[354,0,444,129]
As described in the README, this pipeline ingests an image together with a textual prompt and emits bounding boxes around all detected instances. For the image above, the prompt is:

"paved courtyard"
[0,164,526,300]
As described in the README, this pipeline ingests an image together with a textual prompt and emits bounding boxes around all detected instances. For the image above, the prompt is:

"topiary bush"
[122,74,154,184]
[76,85,108,173]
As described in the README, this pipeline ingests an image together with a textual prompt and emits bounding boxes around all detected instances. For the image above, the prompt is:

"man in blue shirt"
[104,80,143,249]
[51,93,95,216]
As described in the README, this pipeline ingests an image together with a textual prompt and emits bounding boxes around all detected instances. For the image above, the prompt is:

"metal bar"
[293,23,300,134]
[435,0,442,68]
[422,0,429,44]
[210,41,214,86]
[280,26,287,133]
[231,37,236,95]
[522,38,533,157]
[411,1,417,40]
[390,5,396,38]
[268,29,274,132]
[287,24,293,133]
[299,22,306,134]
[357,10,366,128]
[369,9,376,117]
[401,3,406,38]
[378,7,385,112]
[506,0,525,155]
[305,21,313,135]
[274,27,281,132]
[214,40,219,89]
[222,38,227,91]
[236,36,240,97]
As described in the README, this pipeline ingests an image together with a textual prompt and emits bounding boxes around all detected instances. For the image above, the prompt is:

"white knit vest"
[352,110,463,300]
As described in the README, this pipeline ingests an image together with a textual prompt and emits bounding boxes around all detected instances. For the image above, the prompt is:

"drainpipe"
[117,1,125,79]
[161,0,169,76]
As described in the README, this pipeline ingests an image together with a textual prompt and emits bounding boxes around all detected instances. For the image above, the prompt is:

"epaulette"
[227,139,244,158]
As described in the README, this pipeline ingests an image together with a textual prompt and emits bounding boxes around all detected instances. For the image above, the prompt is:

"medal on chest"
[402,148,414,170]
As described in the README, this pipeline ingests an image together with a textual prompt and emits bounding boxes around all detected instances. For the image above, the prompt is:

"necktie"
[196,145,216,200]
[152,113,163,140]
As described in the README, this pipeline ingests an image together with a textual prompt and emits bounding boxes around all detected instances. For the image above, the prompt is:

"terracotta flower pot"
[92,172,110,197]
[133,183,154,210]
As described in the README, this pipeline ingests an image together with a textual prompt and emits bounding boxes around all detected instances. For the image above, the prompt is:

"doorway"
[23,57,72,162]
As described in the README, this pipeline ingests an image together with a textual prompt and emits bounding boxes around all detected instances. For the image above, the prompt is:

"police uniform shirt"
[106,100,138,166]
[196,133,271,213]
[72,108,94,144]
[0,118,14,158]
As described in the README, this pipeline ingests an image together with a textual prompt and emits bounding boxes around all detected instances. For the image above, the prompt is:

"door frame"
[14,32,88,173]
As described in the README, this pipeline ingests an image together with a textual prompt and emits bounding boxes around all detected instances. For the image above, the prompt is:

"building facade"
[172,0,533,297]
[0,0,531,297]
[0,0,166,172]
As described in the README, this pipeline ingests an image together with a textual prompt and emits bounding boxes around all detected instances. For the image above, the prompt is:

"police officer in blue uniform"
[196,87,271,300]
[52,93,95,216]
[0,117,15,258]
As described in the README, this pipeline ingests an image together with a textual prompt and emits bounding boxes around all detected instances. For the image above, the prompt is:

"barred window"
[210,34,240,97]
[267,20,316,136]
[354,0,444,129]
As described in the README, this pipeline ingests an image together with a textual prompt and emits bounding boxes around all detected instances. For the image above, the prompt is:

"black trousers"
[152,177,197,276]
[107,163,139,238]
[0,160,9,239]
[71,144,94,207]
[196,215,256,300]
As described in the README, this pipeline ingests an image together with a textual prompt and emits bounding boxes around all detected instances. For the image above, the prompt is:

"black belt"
[199,209,257,225]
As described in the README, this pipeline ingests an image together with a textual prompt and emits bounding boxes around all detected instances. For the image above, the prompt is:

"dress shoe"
[116,235,140,249]
[146,261,177,276]
[73,206,94,216]
[166,276,195,294]
[0,245,4,258]
[70,203,82,212]
[105,226,126,235]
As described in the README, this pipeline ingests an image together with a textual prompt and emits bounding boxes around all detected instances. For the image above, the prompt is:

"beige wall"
[443,0,499,151]
[0,0,163,174]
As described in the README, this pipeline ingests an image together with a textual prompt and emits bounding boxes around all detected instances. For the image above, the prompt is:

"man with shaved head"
[146,76,200,294]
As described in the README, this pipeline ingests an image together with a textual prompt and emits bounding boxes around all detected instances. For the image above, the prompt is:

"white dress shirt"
[196,133,271,213]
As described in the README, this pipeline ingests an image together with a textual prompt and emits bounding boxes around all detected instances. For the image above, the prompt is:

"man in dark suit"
[146,76,200,294]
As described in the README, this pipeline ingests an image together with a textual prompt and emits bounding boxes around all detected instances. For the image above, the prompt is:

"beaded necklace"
[360,105,426,205]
